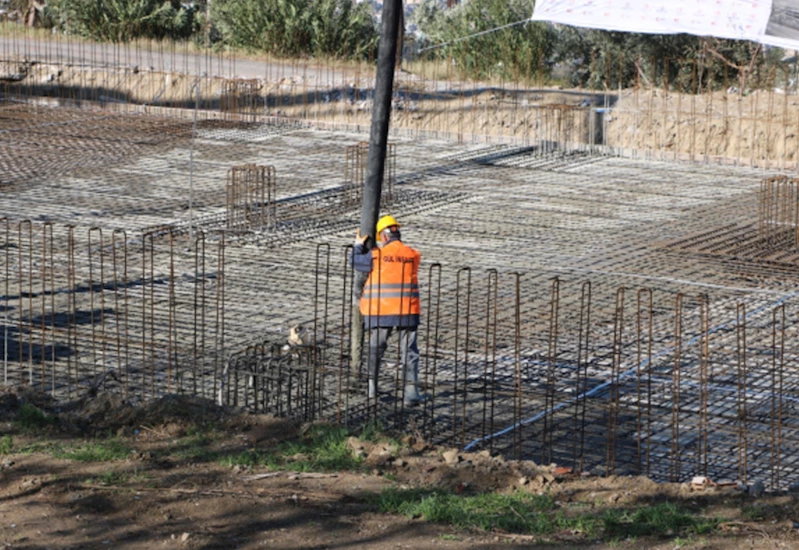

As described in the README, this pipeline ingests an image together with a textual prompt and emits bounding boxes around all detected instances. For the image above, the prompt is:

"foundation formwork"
[2,99,799,491]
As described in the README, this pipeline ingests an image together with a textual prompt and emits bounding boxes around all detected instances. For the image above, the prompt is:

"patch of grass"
[217,449,267,468]
[92,470,128,486]
[0,435,13,455]
[172,431,216,461]
[602,502,719,539]
[50,439,132,462]
[377,489,718,540]
[217,424,362,472]
[377,489,581,535]
[741,503,781,522]
[742,504,765,521]
[15,403,56,434]
[358,420,385,443]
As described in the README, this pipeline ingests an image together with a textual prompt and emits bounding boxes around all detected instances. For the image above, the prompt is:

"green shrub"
[415,0,555,81]
[50,438,132,462]
[0,435,12,455]
[16,403,56,434]
[211,0,377,59]
[48,0,196,42]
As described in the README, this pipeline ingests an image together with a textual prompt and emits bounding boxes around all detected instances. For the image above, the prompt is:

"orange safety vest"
[359,239,421,318]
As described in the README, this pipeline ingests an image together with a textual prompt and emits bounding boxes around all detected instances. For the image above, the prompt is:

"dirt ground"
[2,388,799,550]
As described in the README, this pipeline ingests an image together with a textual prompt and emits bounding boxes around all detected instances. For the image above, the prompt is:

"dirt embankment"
[4,61,798,166]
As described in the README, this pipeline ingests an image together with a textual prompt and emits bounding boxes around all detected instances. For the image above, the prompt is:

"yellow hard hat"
[376,215,400,235]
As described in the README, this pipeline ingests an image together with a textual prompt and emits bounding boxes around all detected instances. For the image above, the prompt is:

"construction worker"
[353,215,427,405]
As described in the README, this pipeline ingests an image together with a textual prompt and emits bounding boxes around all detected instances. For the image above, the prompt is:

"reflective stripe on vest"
[359,240,421,318]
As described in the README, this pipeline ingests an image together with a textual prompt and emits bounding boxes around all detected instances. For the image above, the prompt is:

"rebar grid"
[225,165,277,232]
[217,251,799,490]
[3,32,799,168]
[2,99,799,489]
[344,142,395,205]
[221,79,263,121]
[759,176,799,249]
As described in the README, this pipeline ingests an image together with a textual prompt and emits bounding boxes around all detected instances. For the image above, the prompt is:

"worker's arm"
[351,232,373,273]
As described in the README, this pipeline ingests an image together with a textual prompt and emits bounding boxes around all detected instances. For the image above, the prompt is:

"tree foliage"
[210,0,378,59]
[47,0,195,42]
[414,0,785,88]
[552,27,784,90]
[415,0,555,81]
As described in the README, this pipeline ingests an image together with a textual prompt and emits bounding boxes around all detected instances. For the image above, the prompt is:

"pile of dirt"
[227,414,303,447]
[0,385,54,419]
[344,436,556,494]
[0,387,229,437]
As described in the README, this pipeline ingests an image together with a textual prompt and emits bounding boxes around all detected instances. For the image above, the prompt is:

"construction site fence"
[4,223,799,490]
[2,33,799,169]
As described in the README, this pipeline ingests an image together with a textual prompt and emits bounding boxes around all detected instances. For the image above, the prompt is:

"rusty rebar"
[112,229,129,399]
[670,292,684,483]
[423,263,442,442]
[18,220,32,385]
[66,225,78,398]
[543,277,560,466]
[736,302,749,484]
[88,227,106,382]
[2,217,7,386]
[455,267,472,447]
[339,245,355,425]
[574,281,591,473]
[636,288,653,476]
[697,293,710,478]
[513,272,522,460]
[43,223,55,395]
[606,286,624,477]
[313,243,331,421]
[769,304,786,489]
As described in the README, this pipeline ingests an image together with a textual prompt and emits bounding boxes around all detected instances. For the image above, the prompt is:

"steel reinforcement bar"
[4,226,799,490]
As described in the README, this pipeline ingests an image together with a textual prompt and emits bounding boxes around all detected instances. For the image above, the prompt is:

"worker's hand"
[355,230,369,246]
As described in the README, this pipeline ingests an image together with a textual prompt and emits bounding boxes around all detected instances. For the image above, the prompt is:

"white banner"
[531,0,799,51]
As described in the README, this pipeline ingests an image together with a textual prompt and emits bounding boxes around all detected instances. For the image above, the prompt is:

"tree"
[416,0,555,81]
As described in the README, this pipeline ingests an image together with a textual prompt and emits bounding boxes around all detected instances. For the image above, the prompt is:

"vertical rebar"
[606,286,624,476]
[112,230,129,400]
[213,234,225,401]
[574,281,592,473]
[636,288,653,476]
[482,269,498,446]
[2,217,7,385]
[313,243,331,421]
[697,293,709,478]
[513,273,522,460]
[423,263,442,442]
[338,246,353,425]
[18,220,32,385]
[769,305,785,489]
[67,225,78,398]
[454,267,471,447]
[670,293,684,483]
[543,277,560,466]
[88,227,106,384]
[736,302,748,484]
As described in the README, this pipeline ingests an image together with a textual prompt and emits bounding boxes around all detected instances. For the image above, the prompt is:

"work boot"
[403,385,429,406]
[368,379,378,400]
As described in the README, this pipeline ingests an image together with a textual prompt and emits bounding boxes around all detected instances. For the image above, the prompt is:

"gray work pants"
[367,327,419,386]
